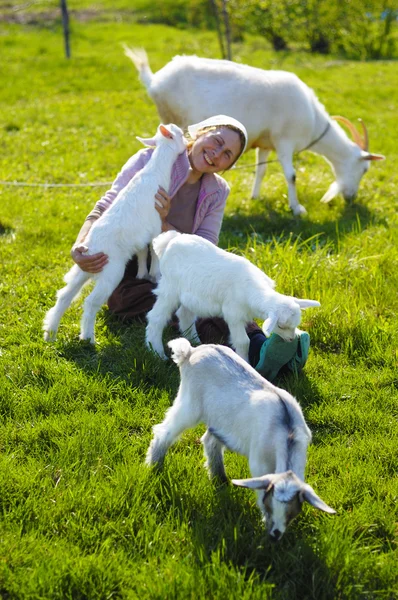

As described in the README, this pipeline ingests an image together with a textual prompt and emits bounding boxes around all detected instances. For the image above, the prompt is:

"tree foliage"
[133,0,397,59]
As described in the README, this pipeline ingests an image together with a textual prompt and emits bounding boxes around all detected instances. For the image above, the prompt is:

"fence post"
[221,0,232,60]
[60,0,70,58]
[209,0,226,59]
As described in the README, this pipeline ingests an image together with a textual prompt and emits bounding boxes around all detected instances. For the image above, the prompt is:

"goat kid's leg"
[146,390,201,468]
[148,246,161,283]
[136,247,149,280]
[251,148,270,199]
[201,429,227,483]
[176,305,199,343]
[276,141,306,216]
[43,265,90,341]
[80,263,125,343]
[146,285,179,358]
[225,317,250,362]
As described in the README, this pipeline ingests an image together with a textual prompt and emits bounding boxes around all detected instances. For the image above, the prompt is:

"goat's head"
[137,123,187,155]
[321,116,385,204]
[262,298,320,342]
[232,470,336,541]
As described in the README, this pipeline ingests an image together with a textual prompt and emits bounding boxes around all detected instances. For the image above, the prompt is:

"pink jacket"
[87,147,230,246]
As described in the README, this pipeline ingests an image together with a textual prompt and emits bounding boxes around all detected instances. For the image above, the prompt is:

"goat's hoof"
[293,204,307,216]
[146,341,167,360]
[43,330,56,342]
[79,334,95,344]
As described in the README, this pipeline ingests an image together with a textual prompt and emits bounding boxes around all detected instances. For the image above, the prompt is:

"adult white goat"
[146,338,336,540]
[124,47,384,216]
[145,231,320,361]
[43,123,187,343]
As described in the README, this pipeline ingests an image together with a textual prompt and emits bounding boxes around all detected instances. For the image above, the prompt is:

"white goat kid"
[145,231,320,361]
[146,338,336,540]
[124,48,384,216]
[43,124,187,343]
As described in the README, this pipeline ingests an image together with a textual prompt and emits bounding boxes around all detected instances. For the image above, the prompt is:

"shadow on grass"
[154,469,338,599]
[0,220,15,236]
[56,313,181,394]
[221,200,380,250]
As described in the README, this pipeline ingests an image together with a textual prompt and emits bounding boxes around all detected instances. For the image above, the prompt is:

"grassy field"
[0,9,397,600]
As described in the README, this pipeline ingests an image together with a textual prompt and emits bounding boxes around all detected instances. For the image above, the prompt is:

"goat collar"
[299,121,331,153]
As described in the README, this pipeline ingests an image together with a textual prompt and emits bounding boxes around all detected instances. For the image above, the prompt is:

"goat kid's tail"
[168,338,193,366]
[123,45,153,90]
[152,230,180,260]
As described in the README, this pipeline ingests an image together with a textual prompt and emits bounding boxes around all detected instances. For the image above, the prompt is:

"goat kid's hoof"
[292,204,307,216]
[146,341,167,360]
[43,330,56,342]
[136,271,148,280]
[79,334,96,344]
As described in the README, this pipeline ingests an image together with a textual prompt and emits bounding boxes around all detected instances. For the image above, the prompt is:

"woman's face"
[189,126,242,174]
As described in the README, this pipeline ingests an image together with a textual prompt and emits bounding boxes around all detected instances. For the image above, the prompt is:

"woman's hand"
[155,186,172,224]
[71,244,108,273]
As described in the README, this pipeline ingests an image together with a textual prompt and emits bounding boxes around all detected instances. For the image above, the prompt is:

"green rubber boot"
[255,329,310,382]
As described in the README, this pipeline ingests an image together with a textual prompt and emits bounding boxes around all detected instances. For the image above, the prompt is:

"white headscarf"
[188,114,248,159]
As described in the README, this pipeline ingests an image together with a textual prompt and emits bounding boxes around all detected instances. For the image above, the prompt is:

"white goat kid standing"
[124,48,384,216]
[145,231,320,361]
[43,123,187,343]
[146,338,336,540]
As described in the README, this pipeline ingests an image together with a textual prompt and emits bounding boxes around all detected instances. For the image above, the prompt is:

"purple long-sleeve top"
[86,147,230,246]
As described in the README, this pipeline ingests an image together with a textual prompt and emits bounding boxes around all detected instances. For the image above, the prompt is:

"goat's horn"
[332,115,364,149]
[358,118,369,151]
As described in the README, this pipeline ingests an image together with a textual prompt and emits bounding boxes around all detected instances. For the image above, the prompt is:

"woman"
[71,115,309,381]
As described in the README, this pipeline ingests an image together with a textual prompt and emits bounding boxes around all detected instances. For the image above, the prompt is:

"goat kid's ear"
[136,135,158,147]
[232,475,275,492]
[361,152,385,161]
[262,313,278,337]
[320,181,340,203]
[159,124,173,139]
[294,299,321,309]
[299,484,336,514]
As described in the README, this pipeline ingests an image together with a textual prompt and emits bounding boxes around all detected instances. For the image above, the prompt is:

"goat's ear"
[361,152,385,161]
[159,124,173,139]
[136,135,158,147]
[299,484,336,514]
[320,181,340,203]
[294,299,321,309]
[232,475,275,492]
[262,313,278,337]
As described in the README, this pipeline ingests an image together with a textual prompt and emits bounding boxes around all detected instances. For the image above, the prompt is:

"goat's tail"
[168,338,193,366]
[152,230,180,259]
[123,45,153,91]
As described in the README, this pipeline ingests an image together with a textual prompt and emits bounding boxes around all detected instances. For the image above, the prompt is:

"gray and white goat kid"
[125,48,385,215]
[146,338,336,540]
[43,123,187,343]
[145,231,320,361]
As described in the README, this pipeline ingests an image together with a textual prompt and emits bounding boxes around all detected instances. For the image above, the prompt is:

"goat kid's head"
[262,298,320,342]
[321,116,385,204]
[232,471,336,541]
[137,123,187,155]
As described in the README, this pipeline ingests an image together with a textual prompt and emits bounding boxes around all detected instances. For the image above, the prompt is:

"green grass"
[0,12,397,600]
